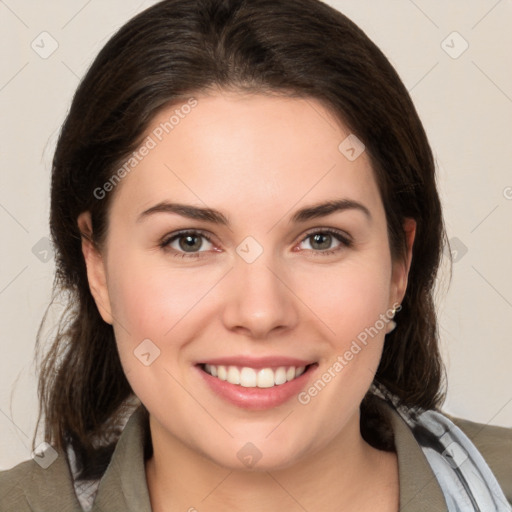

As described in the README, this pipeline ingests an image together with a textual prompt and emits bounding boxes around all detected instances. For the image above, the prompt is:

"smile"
[201,364,310,388]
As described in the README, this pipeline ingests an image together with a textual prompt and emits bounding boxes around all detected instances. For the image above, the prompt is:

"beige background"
[1,0,511,470]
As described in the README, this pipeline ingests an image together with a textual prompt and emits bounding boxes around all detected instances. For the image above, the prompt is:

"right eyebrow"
[137,202,229,225]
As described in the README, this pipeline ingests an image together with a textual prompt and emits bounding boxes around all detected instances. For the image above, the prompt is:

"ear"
[390,218,416,306]
[77,211,113,325]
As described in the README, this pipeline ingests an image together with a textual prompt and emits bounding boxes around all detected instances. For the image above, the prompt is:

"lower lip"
[195,364,318,410]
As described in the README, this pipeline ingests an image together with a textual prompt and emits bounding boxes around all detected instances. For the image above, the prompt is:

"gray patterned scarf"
[372,384,511,511]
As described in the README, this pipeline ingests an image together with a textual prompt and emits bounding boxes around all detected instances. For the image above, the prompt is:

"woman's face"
[79,91,414,471]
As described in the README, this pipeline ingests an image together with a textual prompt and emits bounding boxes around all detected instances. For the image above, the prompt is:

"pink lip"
[195,362,318,410]
[196,356,315,369]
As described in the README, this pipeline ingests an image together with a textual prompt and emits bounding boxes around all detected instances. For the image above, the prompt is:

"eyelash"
[160,228,353,260]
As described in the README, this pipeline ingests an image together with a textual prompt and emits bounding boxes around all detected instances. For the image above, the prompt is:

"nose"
[220,253,300,339]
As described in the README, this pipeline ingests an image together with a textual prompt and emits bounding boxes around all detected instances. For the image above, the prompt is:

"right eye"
[160,230,217,259]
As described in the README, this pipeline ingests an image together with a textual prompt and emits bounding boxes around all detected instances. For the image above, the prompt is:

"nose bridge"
[221,239,299,337]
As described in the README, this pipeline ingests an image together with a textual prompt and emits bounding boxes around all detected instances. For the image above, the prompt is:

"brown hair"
[35,0,448,477]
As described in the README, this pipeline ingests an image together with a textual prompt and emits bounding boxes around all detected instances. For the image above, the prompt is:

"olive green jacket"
[1,400,511,511]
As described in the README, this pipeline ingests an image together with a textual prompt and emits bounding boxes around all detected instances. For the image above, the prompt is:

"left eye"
[298,229,352,254]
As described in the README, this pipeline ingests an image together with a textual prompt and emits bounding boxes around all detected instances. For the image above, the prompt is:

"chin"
[199,434,308,473]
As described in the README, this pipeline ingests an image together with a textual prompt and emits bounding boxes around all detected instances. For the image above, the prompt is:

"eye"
[160,230,216,259]
[297,228,352,256]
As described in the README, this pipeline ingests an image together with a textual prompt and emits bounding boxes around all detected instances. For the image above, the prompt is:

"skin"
[78,90,416,511]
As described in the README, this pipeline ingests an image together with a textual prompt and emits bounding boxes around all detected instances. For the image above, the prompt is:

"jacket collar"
[13,445,84,512]
[91,406,152,512]
[29,399,447,511]
[377,399,448,511]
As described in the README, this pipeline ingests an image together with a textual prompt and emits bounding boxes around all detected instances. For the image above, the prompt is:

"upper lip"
[197,356,316,369]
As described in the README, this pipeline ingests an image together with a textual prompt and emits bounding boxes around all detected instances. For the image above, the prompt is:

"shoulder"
[0,459,40,511]
[0,451,83,512]
[447,413,512,504]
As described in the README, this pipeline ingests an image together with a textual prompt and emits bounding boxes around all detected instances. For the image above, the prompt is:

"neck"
[145,411,399,512]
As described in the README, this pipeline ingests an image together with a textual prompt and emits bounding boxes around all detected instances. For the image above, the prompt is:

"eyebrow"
[137,198,371,225]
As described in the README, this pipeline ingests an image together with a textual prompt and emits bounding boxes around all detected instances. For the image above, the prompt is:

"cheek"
[104,255,209,397]
[106,252,220,337]
[104,251,229,388]
[299,257,392,343]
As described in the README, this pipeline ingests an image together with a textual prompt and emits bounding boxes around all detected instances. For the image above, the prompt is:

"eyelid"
[299,226,353,245]
[295,227,353,256]
[160,228,216,251]
[160,226,352,245]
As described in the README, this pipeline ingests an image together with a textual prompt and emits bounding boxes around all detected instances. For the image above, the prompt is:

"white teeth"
[274,367,287,385]
[240,367,257,387]
[227,366,240,385]
[217,365,227,381]
[203,364,309,388]
[257,368,275,388]
[296,366,306,377]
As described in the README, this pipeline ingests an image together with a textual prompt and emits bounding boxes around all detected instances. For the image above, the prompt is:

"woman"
[1,0,510,511]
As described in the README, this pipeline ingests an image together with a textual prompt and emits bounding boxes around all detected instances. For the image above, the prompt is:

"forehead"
[109,92,383,223]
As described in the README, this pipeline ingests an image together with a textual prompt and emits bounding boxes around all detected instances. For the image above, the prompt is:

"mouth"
[198,363,317,389]
[194,356,319,409]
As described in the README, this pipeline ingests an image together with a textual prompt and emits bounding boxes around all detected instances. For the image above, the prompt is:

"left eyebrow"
[136,198,371,225]
[289,199,372,223]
